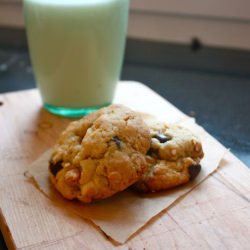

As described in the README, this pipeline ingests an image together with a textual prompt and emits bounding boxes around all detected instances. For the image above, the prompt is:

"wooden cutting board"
[0,82,249,250]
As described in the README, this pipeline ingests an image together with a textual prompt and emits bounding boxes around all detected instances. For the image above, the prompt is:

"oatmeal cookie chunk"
[49,104,151,203]
[134,121,204,192]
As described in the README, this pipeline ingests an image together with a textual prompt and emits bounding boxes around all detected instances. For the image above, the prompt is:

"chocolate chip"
[49,161,63,176]
[112,136,121,149]
[188,164,201,181]
[0,101,3,106]
[153,134,171,143]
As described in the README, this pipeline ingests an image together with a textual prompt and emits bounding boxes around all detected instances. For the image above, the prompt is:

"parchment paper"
[27,117,227,243]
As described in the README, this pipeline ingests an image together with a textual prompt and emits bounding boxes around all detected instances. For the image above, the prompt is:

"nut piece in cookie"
[134,121,204,192]
[49,104,151,203]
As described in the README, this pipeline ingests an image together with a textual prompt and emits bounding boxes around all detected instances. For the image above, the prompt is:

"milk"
[24,0,129,112]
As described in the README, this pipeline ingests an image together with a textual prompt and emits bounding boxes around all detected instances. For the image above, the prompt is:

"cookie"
[49,104,151,203]
[134,121,204,192]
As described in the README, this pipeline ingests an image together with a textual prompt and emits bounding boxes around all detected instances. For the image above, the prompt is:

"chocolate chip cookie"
[49,104,151,203]
[134,121,204,192]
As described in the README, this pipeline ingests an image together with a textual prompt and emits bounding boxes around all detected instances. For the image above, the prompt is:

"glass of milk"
[24,0,129,117]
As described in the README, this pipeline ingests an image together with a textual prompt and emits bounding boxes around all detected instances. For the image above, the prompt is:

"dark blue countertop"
[0,27,250,249]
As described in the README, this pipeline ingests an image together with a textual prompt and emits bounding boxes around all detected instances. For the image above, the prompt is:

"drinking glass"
[24,0,129,117]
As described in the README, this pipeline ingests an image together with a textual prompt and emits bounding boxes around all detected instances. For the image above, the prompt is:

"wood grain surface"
[0,82,249,250]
